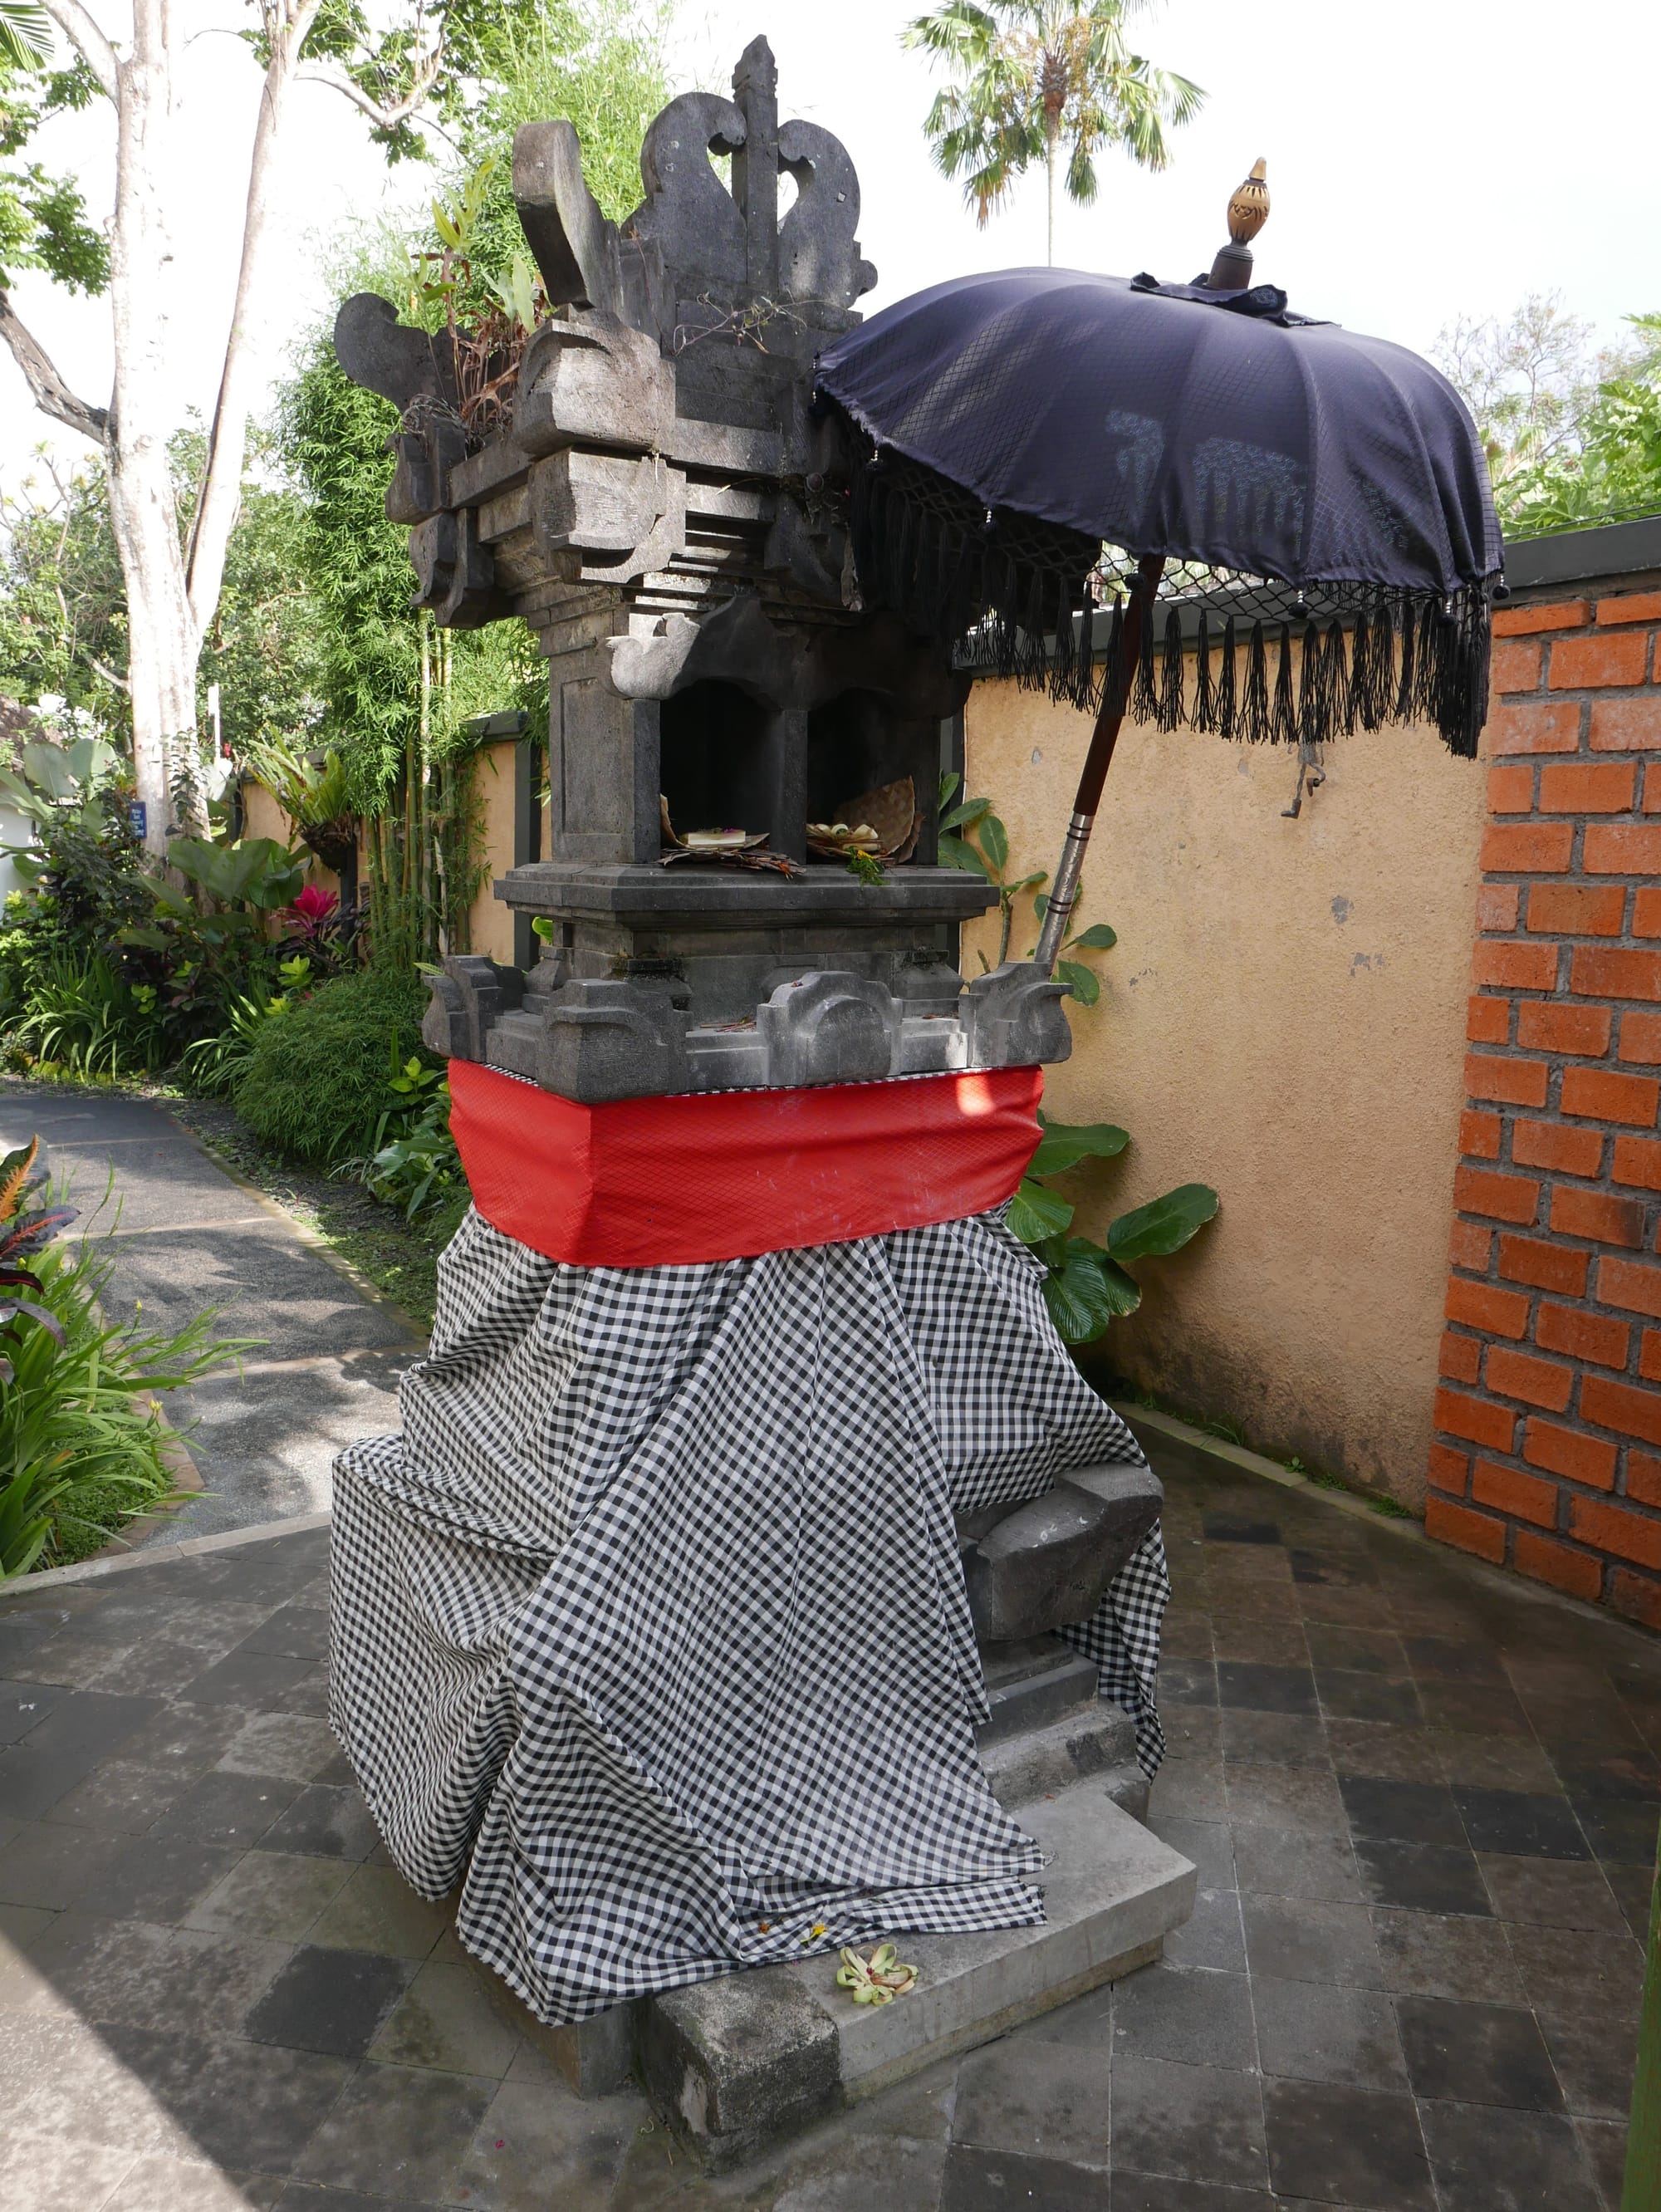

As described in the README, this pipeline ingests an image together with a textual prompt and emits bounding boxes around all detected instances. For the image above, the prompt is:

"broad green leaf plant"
[938,770,1116,1002]
[939,772,1218,1343]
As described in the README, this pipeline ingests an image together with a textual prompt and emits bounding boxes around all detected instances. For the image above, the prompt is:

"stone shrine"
[334,32,1073,1102]
[331,38,1190,2171]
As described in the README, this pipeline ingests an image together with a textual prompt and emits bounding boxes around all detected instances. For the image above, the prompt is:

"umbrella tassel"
[1296,619,1325,748]
[1217,616,1238,740]
[970,529,993,666]
[890,496,918,626]
[1458,590,1490,759]
[1100,601,1125,717]
[1075,591,1096,711]
[1349,609,1373,728]
[912,507,940,638]
[1021,565,1048,689]
[1379,601,1406,729]
[1192,611,1215,732]
[948,522,979,647]
[1062,581,1092,711]
[1272,620,1296,744]
[1243,620,1271,743]
[987,552,1018,679]
[1424,601,1451,743]
[1133,595,1160,724]
[1396,595,1418,721]
[1159,605,1184,730]
[1329,619,1350,737]
[1379,597,1406,725]
[1049,576,1071,704]
[1414,600,1440,728]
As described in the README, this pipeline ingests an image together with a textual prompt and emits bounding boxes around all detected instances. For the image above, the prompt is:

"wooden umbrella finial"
[1208,159,1269,290]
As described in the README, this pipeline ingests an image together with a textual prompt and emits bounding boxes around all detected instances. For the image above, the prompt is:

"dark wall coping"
[1501,514,1661,601]
[460,709,530,742]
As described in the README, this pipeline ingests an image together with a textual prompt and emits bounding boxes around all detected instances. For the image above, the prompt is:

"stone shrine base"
[479,1638,1195,2170]
[643,1784,1193,2170]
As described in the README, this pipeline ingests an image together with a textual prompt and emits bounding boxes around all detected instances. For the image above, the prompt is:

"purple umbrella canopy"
[815,267,1504,758]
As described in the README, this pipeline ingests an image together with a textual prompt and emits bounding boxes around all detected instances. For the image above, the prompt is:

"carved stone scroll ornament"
[333,293,465,527]
[409,508,501,628]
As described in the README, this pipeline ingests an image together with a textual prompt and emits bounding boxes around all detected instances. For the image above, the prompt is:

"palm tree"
[905,2,1204,266]
[0,1,50,71]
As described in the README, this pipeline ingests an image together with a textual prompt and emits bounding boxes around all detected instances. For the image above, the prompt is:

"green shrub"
[8,947,165,1077]
[234,962,431,1164]
[0,1222,241,1576]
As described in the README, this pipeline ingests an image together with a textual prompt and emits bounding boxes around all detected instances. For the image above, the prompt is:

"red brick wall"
[1429,584,1661,1626]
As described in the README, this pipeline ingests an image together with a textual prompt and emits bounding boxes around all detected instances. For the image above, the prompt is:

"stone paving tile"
[291,2062,497,2200]
[183,1852,354,1942]
[1110,2054,1268,2191]
[0,1446,1652,2207]
[1262,2079,1435,2209]
[244,1944,417,2059]
[104,2154,287,2211]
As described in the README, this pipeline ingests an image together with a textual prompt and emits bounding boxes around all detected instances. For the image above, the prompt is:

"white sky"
[2,0,1658,491]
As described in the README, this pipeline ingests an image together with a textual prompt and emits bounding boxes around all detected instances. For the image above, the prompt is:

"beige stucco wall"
[466,741,522,961]
[964,679,1489,1506]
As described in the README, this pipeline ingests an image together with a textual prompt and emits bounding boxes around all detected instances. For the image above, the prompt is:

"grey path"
[0,1082,425,1545]
[0,1439,1650,2208]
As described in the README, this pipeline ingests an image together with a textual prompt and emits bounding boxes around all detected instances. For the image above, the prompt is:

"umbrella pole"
[1033,554,1166,977]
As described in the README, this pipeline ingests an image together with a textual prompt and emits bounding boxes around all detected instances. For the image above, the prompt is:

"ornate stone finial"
[1207,158,1269,291]
[731,35,781,299]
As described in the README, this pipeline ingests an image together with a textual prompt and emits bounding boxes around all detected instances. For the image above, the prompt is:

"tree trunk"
[17,0,444,858]
[1046,125,1057,267]
[105,0,195,851]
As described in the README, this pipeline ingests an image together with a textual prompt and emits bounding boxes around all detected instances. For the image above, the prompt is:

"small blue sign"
[128,801,147,838]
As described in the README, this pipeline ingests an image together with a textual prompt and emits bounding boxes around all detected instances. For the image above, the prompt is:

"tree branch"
[37,0,116,98]
[0,290,108,443]
[89,653,130,693]
[296,47,442,131]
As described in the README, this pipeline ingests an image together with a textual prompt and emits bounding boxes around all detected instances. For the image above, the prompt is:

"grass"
[48,1474,171,1568]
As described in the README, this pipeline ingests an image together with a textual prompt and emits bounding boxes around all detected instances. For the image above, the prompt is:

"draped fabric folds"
[330,1206,1168,2025]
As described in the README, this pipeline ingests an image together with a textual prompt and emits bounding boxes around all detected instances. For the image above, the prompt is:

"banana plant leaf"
[1108,1182,1220,1264]
[1028,1122,1129,1176]
[164,837,307,910]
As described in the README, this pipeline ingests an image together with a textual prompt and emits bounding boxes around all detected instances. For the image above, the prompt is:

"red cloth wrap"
[447,1057,1044,1268]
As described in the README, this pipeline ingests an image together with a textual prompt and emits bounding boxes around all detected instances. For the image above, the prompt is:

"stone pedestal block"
[639,1783,1193,2171]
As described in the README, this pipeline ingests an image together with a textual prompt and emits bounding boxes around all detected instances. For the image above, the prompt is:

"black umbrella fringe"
[847,444,1494,757]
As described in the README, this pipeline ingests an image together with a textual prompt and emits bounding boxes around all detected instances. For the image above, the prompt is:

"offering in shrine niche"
[335,36,1072,1102]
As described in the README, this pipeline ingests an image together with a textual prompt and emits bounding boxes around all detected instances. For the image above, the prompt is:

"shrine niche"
[334,34,1071,1101]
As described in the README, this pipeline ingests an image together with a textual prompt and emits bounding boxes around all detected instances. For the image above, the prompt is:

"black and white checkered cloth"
[331,1203,1167,2024]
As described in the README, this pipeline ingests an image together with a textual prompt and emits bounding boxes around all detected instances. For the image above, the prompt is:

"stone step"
[982,1698,1143,1813]
[638,1780,1195,2171]
[976,1634,1098,1746]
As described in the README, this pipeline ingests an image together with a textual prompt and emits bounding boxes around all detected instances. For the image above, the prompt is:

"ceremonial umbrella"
[814,213,1502,970]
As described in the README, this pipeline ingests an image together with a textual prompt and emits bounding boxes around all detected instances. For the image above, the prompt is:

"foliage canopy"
[1435,296,1661,538]
[904,0,1203,260]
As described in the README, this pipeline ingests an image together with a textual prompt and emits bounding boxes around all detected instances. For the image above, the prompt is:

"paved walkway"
[0,1430,1654,2208]
[0,1081,426,1545]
